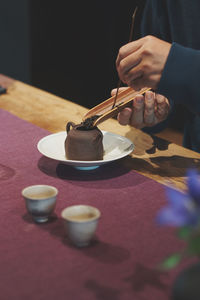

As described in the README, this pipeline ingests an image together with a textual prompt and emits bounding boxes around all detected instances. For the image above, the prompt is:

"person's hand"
[111,88,170,128]
[116,35,171,91]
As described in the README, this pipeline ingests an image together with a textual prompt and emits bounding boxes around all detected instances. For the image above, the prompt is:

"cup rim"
[22,184,58,200]
[61,204,101,223]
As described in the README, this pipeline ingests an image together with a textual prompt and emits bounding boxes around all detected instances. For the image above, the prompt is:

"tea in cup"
[22,185,58,223]
[61,205,101,247]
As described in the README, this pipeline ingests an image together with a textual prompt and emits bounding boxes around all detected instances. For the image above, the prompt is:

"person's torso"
[141,0,200,49]
[141,0,200,152]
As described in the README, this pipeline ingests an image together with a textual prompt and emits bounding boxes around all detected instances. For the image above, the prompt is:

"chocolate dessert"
[65,117,104,161]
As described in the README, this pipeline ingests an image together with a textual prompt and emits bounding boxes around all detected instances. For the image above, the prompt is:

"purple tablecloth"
[0,109,187,300]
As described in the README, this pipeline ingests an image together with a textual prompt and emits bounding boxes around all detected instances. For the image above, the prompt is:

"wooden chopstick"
[92,87,151,127]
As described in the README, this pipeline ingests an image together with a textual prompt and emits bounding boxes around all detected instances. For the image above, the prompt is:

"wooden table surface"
[1,74,200,190]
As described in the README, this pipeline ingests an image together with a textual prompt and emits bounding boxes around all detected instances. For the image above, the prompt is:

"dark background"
[0,0,31,83]
[0,0,145,108]
[0,0,182,131]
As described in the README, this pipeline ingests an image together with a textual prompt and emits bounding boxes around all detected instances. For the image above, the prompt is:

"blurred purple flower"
[157,169,200,227]
[187,169,200,204]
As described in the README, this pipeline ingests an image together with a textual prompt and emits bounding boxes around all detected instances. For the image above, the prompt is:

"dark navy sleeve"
[140,0,174,134]
[157,42,200,114]
[140,0,170,40]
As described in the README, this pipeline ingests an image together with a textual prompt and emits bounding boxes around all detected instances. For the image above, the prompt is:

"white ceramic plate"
[37,131,134,170]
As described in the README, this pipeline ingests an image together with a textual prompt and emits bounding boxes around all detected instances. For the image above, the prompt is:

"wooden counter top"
[0,74,199,189]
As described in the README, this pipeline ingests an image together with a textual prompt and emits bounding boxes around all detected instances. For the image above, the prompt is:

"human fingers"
[117,107,132,126]
[155,94,170,121]
[127,75,146,91]
[117,48,142,85]
[120,50,161,91]
[117,36,171,91]
[129,95,145,128]
[111,87,128,96]
[116,39,142,69]
[143,91,155,125]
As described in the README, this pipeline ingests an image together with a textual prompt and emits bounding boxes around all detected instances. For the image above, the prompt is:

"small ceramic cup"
[22,185,58,223]
[61,205,101,247]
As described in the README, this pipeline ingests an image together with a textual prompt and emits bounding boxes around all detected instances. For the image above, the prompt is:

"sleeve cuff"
[157,42,200,113]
